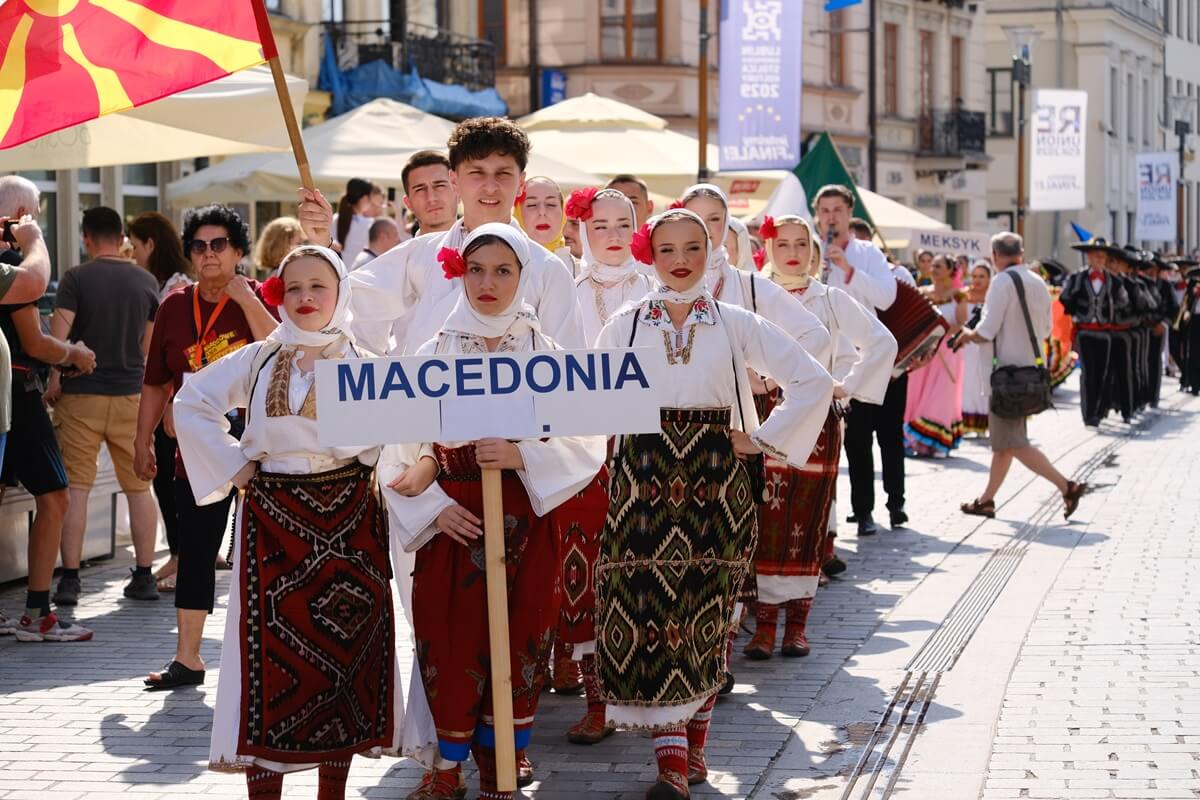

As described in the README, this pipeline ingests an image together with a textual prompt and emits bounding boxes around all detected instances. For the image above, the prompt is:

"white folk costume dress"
[348,218,587,764]
[961,299,992,436]
[173,246,403,774]
[379,225,605,778]
[754,265,896,606]
[574,192,655,346]
[593,215,834,730]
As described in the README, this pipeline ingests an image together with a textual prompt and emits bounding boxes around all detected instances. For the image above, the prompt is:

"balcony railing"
[917,109,987,158]
[324,20,496,92]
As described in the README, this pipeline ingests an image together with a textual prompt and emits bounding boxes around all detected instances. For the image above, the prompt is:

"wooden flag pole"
[481,467,517,793]
[266,54,315,191]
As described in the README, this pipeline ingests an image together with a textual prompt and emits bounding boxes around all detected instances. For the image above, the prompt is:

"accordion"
[878,280,950,377]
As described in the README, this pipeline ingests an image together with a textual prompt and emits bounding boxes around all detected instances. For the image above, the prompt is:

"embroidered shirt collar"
[641,296,717,332]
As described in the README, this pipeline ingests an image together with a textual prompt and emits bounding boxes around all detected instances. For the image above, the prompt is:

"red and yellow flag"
[0,0,278,149]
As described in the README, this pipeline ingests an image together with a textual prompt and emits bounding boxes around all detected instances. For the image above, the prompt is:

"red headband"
[260,275,284,306]
[759,215,778,240]
[564,187,599,221]
[437,247,467,280]
[631,222,654,265]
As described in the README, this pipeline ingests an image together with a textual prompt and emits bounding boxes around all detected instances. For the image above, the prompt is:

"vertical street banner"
[718,1,804,170]
[1134,152,1177,242]
[1028,89,1088,211]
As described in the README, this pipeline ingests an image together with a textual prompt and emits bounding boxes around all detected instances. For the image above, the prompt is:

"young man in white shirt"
[813,186,904,536]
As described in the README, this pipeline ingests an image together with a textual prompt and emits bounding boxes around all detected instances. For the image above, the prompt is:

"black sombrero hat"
[1070,236,1111,253]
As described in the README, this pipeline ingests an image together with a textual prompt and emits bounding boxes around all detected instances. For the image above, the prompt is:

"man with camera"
[955,232,1086,521]
[0,175,97,642]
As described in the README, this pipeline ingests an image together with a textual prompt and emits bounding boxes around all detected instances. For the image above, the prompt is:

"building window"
[478,0,506,65]
[987,68,1013,136]
[322,0,344,22]
[600,0,661,62]
[123,163,159,224]
[1127,211,1136,242]
[919,31,934,117]
[884,23,899,114]
[17,171,57,277]
[1127,73,1135,142]
[1143,78,1152,146]
[1109,67,1119,134]
[829,10,846,86]
[950,36,964,105]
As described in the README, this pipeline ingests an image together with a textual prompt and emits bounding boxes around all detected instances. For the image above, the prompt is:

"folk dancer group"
[170,117,904,800]
[1059,238,1181,426]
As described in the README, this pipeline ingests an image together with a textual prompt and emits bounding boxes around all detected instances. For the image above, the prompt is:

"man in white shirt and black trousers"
[812,185,902,537]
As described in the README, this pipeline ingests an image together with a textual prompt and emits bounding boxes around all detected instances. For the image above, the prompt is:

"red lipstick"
[296,305,317,315]
[478,293,497,302]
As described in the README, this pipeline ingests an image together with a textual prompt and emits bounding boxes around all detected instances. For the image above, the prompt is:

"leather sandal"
[143,660,204,691]
[1062,481,1087,519]
[960,498,996,518]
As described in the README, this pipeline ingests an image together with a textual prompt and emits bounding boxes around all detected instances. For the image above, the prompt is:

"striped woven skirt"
[596,408,757,730]
[752,406,841,605]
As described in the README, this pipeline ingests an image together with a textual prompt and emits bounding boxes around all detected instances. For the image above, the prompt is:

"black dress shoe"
[857,515,878,536]
[889,509,908,528]
[846,513,858,524]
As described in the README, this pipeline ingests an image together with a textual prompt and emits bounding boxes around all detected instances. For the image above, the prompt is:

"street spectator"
[252,216,303,280]
[351,217,402,270]
[849,217,874,242]
[0,177,97,642]
[332,178,384,266]
[127,212,193,590]
[401,150,458,235]
[915,248,934,286]
[47,206,161,606]
[134,204,276,690]
[956,233,1087,520]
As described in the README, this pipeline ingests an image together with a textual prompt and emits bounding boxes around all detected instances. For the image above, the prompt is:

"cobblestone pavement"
[1,375,1197,800]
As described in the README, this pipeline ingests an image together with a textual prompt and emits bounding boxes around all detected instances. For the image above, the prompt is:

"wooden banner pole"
[481,467,517,793]
[266,54,315,191]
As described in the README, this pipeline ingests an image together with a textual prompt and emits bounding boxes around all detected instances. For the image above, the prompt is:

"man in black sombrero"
[1179,260,1200,394]
[1139,253,1179,407]
[1061,237,1131,425]
[1167,256,1197,386]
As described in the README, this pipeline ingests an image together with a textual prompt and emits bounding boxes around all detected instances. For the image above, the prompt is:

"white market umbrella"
[0,67,308,171]
[517,92,788,205]
[168,98,602,207]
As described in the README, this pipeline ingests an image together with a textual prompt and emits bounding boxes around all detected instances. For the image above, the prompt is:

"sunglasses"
[188,237,230,256]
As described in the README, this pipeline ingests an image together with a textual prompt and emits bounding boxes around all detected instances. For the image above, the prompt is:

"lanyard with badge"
[187,287,230,372]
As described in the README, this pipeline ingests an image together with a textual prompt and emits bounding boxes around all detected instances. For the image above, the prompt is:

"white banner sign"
[1135,151,1177,242]
[314,348,667,447]
[909,229,992,258]
[1029,89,1088,211]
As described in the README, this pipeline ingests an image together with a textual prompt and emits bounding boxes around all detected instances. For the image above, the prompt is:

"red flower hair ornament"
[564,187,599,221]
[630,223,655,265]
[752,247,768,271]
[759,215,778,241]
[437,247,467,280]
[668,199,687,210]
[260,275,285,307]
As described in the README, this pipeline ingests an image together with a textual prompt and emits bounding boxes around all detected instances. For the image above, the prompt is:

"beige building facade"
[983,0,1166,259]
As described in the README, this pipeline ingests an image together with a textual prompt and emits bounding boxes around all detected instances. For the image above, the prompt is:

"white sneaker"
[14,612,94,642]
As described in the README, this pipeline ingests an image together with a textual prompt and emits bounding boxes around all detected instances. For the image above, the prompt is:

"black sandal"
[961,498,996,518]
[143,660,205,691]
[1062,481,1087,520]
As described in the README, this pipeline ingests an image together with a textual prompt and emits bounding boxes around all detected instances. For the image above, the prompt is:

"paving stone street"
[1,374,1198,800]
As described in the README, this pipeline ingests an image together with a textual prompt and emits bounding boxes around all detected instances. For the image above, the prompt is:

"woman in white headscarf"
[566,186,655,345]
[381,223,606,800]
[746,215,896,660]
[593,209,833,799]
[173,246,403,797]
[724,216,754,272]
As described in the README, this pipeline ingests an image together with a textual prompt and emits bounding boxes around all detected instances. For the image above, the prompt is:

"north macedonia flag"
[0,0,278,149]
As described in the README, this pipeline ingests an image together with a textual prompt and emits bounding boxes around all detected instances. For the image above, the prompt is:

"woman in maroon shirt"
[134,205,277,691]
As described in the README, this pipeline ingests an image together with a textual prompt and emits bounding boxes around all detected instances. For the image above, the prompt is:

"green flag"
[794,132,875,230]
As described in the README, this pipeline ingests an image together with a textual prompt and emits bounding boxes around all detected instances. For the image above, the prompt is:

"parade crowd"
[1,115,1194,800]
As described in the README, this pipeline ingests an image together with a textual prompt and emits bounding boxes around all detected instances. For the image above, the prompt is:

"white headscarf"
[642,209,712,305]
[439,222,540,340]
[581,188,640,285]
[727,216,754,271]
[679,182,731,281]
[266,245,355,348]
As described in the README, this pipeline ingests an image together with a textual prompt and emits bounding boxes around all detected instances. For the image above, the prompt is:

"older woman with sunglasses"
[133,204,277,691]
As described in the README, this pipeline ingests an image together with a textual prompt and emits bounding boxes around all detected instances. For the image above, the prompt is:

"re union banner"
[1028,89,1088,211]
